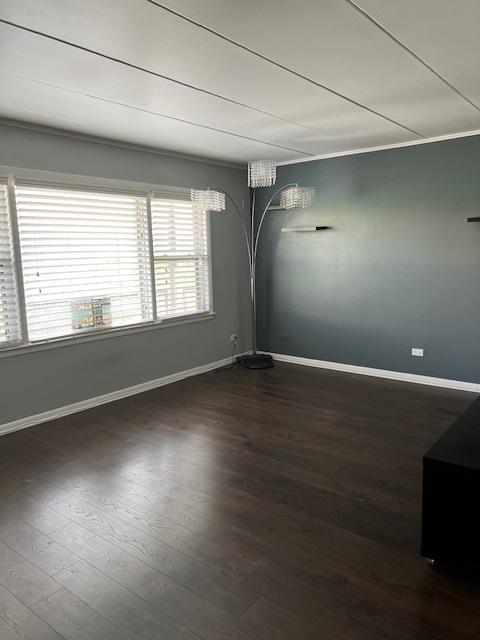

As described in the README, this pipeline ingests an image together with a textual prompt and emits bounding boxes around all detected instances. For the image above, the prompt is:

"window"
[0,181,21,345]
[14,183,153,342]
[151,193,210,320]
[0,176,213,351]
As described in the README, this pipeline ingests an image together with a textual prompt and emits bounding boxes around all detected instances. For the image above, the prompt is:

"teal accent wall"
[256,136,480,383]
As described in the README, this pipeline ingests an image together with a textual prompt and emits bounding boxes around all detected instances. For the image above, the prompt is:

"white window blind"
[15,183,153,342]
[0,181,21,346]
[151,194,210,320]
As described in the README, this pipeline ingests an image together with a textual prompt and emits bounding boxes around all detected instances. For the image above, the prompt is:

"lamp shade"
[280,186,316,210]
[191,189,226,212]
[248,160,276,188]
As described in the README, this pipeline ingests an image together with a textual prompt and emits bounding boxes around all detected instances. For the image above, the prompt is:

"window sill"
[0,312,216,359]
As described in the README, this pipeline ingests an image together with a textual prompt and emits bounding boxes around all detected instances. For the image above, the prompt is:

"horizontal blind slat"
[15,180,147,198]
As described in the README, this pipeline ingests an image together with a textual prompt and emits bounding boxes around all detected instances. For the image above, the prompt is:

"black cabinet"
[421,397,480,570]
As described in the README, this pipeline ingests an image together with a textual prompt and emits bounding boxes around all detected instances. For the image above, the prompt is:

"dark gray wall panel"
[256,136,480,383]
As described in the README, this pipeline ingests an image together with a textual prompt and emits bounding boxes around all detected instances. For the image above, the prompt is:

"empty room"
[1,1,480,638]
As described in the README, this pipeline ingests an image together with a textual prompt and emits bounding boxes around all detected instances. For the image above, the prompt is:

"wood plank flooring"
[0,361,479,639]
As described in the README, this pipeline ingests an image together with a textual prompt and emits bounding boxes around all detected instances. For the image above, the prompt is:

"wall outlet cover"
[412,348,424,357]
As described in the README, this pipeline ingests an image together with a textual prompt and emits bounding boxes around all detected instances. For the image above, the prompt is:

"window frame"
[0,178,24,347]
[0,167,215,357]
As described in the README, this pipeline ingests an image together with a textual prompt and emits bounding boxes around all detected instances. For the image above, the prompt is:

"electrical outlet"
[411,347,424,357]
[230,334,238,343]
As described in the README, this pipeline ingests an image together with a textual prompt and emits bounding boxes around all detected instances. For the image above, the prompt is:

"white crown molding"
[0,118,245,171]
[264,352,480,393]
[0,352,248,437]
[277,128,480,166]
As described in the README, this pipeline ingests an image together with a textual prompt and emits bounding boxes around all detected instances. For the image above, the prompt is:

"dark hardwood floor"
[0,361,479,639]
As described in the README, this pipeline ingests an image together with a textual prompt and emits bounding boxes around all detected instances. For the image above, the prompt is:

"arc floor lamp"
[191,160,315,369]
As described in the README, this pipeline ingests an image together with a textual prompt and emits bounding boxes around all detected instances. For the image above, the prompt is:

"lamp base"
[237,353,274,369]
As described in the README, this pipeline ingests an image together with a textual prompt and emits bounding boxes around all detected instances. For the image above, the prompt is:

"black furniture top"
[424,397,480,472]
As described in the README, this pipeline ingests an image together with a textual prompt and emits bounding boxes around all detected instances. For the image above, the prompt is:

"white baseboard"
[0,352,248,437]
[266,352,480,393]
[4,350,476,439]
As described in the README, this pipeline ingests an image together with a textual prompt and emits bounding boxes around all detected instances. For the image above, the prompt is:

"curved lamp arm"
[216,188,252,274]
[253,183,297,262]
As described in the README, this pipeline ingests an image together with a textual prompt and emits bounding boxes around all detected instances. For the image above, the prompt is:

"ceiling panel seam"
[0,18,324,142]
[144,0,424,137]
[345,0,480,113]
[6,73,314,155]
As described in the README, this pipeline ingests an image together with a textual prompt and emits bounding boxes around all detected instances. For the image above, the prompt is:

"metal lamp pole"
[218,184,297,369]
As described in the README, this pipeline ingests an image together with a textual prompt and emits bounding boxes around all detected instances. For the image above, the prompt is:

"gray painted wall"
[256,136,480,383]
[0,124,251,424]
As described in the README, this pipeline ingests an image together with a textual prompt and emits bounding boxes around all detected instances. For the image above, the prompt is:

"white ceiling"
[1,0,480,164]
